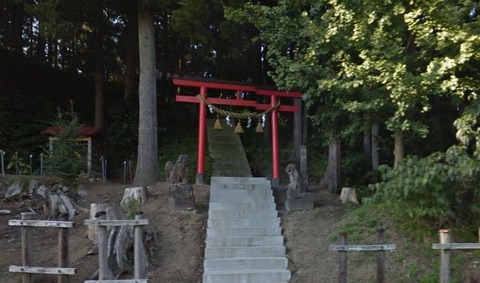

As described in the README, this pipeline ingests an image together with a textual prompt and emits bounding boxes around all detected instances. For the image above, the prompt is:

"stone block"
[167,196,195,210]
[285,195,314,212]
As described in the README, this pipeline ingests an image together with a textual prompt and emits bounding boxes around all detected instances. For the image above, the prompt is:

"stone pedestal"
[167,196,195,210]
[167,183,195,210]
[285,194,314,212]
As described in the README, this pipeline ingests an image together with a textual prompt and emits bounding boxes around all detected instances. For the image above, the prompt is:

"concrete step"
[209,192,273,199]
[207,209,277,219]
[207,227,282,237]
[206,236,284,247]
[211,182,270,189]
[203,269,291,283]
[204,174,290,283]
[209,194,275,203]
[211,185,272,193]
[205,246,286,258]
[204,257,288,271]
[208,218,280,228]
[211,176,269,185]
[209,202,276,210]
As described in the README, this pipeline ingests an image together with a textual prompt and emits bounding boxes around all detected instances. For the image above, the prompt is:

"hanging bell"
[255,121,264,133]
[213,116,223,130]
[234,121,244,134]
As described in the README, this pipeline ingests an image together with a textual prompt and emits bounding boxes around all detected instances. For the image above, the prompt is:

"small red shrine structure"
[173,77,302,186]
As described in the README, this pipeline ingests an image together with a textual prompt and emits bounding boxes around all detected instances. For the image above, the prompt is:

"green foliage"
[44,104,85,184]
[454,100,480,158]
[105,97,139,160]
[228,0,480,167]
[7,152,30,175]
[0,90,52,154]
[337,204,388,243]
[0,49,94,156]
[373,146,480,230]
[125,199,141,219]
[240,127,294,180]
[295,130,328,183]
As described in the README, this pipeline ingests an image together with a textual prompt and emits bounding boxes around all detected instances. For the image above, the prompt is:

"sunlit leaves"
[228,0,480,157]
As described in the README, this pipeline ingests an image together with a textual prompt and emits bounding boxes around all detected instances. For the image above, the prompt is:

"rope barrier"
[196,94,280,119]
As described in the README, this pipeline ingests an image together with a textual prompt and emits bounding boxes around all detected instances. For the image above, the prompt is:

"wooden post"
[21,212,34,283]
[96,211,112,280]
[134,213,146,279]
[338,232,347,283]
[58,214,69,283]
[376,228,385,283]
[439,229,451,283]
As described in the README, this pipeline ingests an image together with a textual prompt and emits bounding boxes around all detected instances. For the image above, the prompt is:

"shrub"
[372,146,480,228]
[44,104,85,184]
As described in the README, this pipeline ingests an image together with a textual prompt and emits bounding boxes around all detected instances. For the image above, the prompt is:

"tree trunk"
[363,128,371,156]
[94,63,104,128]
[393,131,405,169]
[94,7,104,129]
[123,2,138,100]
[290,98,303,162]
[321,136,341,194]
[371,123,380,170]
[6,1,24,51]
[134,3,160,186]
[302,104,308,144]
[37,22,46,62]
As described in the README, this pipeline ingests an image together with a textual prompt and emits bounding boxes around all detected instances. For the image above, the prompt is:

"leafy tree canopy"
[227,0,480,139]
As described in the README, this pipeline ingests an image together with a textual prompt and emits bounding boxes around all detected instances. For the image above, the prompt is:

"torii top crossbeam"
[173,77,302,186]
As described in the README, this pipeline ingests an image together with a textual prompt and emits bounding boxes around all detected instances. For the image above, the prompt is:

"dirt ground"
[1,177,478,283]
[0,179,208,283]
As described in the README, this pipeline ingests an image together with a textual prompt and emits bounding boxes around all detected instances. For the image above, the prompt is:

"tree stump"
[48,191,77,220]
[88,196,149,279]
[120,187,147,209]
[87,203,112,242]
[339,187,359,205]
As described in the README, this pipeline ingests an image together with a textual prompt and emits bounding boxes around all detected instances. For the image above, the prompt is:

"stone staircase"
[202,176,291,283]
[207,119,252,177]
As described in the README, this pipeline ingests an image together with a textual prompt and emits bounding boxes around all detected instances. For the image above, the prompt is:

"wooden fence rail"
[432,228,480,283]
[84,212,149,283]
[9,212,76,283]
[329,228,396,283]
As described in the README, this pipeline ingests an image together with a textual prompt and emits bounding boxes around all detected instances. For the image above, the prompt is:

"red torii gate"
[173,77,302,186]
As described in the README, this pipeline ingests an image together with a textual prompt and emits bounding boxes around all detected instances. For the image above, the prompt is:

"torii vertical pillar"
[196,86,207,185]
